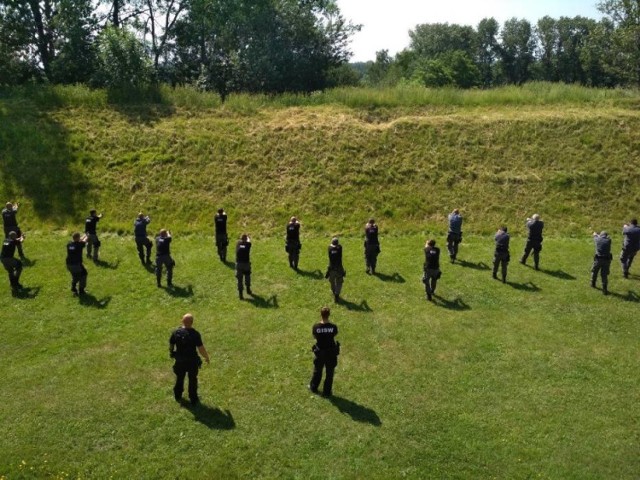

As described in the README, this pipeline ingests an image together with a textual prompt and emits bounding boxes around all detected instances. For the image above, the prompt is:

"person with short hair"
[2,202,25,258]
[492,226,510,283]
[1,231,24,293]
[620,218,640,278]
[423,239,441,301]
[235,233,252,299]
[592,231,612,295]
[447,208,463,263]
[169,313,210,405]
[309,307,339,397]
[286,216,301,270]
[214,208,229,262]
[327,237,345,303]
[84,209,103,261]
[155,229,174,288]
[364,218,380,274]
[520,213,544,270]
[134,212,152,265]
[66,232,88,296]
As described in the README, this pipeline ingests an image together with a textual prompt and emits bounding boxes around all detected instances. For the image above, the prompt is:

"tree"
[93,26,152,88]
[477,17,500,87]
[535,16,558,81]
[409,22,477,60]
[598,0,640,86]
[497,18,535,85]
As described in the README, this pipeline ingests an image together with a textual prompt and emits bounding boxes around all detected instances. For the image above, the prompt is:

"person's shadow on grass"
[13,286,40,299]
[79,292,111,309]
[246,293,279,309]
[432,294,470,310]
[328,396,381,426]
[535,267,577,280]
[165,284,194,298]
[296,268,324,280]
[221,260,235,269]
[374,272,405,283]
[609,290,640,303]
[456,259,490,271]
[507,281,541,292]
[337,297,372,312]
[93,259,119,270]
[179,400,235,430]
[20,257,36,267]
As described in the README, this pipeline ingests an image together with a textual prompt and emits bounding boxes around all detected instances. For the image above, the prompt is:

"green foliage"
[94,27,153,89]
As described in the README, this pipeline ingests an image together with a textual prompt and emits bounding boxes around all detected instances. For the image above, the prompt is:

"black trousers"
[310,351,338,395]
[1,257,22,287]
[216,233,228,260]
[156,254,174,285]
[173,359,199,402]
[591,257,611,289]
[447,232,461,259]
[620,248,637,275]
[67,263,88,291]
[493,251,510,279]
[364,243,380,271]
[286,241,301,268]
[522,239,542,266]
[135,237,152,263]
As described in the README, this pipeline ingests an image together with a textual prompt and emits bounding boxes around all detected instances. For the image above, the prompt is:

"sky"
[337,0,603,62]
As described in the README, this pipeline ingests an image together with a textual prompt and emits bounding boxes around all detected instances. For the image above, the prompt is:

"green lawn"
[1,233,638,479]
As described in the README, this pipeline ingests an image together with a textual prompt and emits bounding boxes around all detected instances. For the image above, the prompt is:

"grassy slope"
[0,86,639,479]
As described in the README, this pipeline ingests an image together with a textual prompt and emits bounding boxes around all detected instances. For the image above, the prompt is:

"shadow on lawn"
[246,293,279,309]
[93,259,119,270]
[20,257,36,267]
[14,286,40,300]
[609,290,640,303]
[374,272,405,283]
[537,267,576,280]
[165,284,194,298]
[328,396,381,426]
[456,259,490,271]
[433,294,470,311]
[79,292,111,309]
[337,297,372,312]
[180,401,235,430]
[296,268,324,280]
[507,281,541,292]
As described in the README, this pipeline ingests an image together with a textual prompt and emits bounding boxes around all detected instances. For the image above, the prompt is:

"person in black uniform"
[620,218,640,278]
[520,214,544,270]
[3,202,25,258]
[492,226,510,283]
[66,232,88,296]
[447,208,463,263]
[169,313,210,405]
[309,306,339,397]
[286,216,301,270]
[134,212,152,265]
[327,237,345,303]
[364,219,380,274]
[423,239,441,301]
[591,231,612,295]
[155,229,174,288]
[235,233,252,299]
[1,231,24,293]
[84,209,103,261]
[214,208,229,262]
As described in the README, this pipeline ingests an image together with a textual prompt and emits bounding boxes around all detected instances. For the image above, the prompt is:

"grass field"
[0,232,638,479]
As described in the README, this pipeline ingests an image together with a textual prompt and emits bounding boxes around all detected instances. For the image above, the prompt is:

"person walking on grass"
[1,231,24,294]
[155,229,174,288]
[66,232,88,296]
[423,239,441,301]
[169,313,210,406]
[236,233,252,299]
[326,237,345,303]
[592,231,612,295]
[2,202,25,258]
[447,208,463,263]
[520,214,544,270]
[134,212,152,265]
[309,307,339,398]
[84,209,103,261]
[620,218,640,278]
[492,226,510,283]
[364,218,380,275]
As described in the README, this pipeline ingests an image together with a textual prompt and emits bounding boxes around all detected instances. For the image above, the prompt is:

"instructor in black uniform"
[169,313,210,405]
[327,237,345,303]
[214,208,229,262]
[235,233,252,299]
[309,306,339,397]
[155,229,174,288]
[286,216,301,270]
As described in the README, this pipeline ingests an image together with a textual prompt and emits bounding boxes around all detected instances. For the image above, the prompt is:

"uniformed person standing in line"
[1,231,24,293]
[520,213,544,270]
[155,229,174,288]
[169,313,210,405]
[620,218,640,278]
[134,212,152,265]
[308,306,339,397]
[286,216,301,270]
[84,209,103,261]
[423,239,441,301]
[492,226,510,283]
[591,231,612,295]
[235,233,252,299]
[364,219,380,274]
[327,237,345,303]
[447,208,463,263]
[66,232,88,296]
[2,202,25,258]
[214,208,229,262]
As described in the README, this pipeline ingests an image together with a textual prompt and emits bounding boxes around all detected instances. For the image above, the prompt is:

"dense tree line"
[0,0,359,97]
[363,1,640,89]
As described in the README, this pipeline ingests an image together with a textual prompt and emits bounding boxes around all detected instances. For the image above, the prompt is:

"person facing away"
[286,216,301,270]
[423,239,441,301]
[66,232,88,296]
[2,201,24,258]
[309,306,339,398]
[84,209,103,261]
[169,313,210,406]
[214,208,229,262]
[134,212,152,265]
[447,208,463,263]
[235,233,252,299]
[327,237,345,303]
[620,218,640,278]
[1,231,24,293]
[364,218,380,275]
[521,213,544,270]
[155,228,174,288]
[493,226,510,283]
[591,230,612,295]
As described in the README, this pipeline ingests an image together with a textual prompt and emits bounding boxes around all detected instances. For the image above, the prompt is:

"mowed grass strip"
[0,233,638,479]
